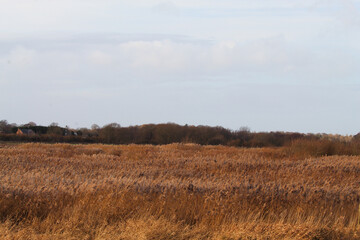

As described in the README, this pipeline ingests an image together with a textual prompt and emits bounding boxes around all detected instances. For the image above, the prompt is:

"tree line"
[0,120,359,148]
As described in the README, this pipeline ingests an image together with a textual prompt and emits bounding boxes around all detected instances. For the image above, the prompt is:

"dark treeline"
[0,120,359,149]
[94,123,306,146]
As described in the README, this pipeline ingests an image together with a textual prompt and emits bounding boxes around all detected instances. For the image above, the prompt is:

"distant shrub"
[354,133,360,142]
[288,139,360,157]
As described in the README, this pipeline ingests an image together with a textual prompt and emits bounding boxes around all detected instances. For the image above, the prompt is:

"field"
[0,143,359,239]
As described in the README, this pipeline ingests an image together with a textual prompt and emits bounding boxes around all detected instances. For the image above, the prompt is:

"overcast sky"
[1,0,360,134]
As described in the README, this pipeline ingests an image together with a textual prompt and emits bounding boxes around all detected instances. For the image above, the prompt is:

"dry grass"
[0,143,359,239]
[288,139,360,157]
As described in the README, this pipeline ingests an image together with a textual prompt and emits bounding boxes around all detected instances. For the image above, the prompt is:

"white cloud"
[1,34,358,87]
[116,40,198,72]
[337,0,360,26]
[5,46,37,68]
[88,51,113,65]
[152,1,180,15]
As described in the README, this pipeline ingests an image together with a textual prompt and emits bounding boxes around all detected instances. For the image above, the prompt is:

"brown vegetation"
[0,143,359,239]
[288,139,360,157]
[2,121,360,154]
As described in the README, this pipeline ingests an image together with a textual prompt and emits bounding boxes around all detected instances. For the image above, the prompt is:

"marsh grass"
[0,143,359,239]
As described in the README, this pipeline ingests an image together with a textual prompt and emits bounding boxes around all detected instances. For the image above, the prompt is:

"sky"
[0,0,360,134]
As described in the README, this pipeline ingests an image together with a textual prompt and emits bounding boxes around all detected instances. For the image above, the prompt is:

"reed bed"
[0,143,359,239]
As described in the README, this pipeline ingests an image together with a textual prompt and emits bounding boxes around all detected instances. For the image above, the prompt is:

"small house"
[16,128,35,135]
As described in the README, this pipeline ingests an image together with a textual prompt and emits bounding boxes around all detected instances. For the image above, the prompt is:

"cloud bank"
[1,0,360,134]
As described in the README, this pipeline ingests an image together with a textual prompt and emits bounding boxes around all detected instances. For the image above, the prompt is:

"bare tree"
[49,122,59,127]
[0,120,12,133]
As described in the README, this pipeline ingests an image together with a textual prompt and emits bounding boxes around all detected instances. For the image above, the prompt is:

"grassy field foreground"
[0,143,359,239]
